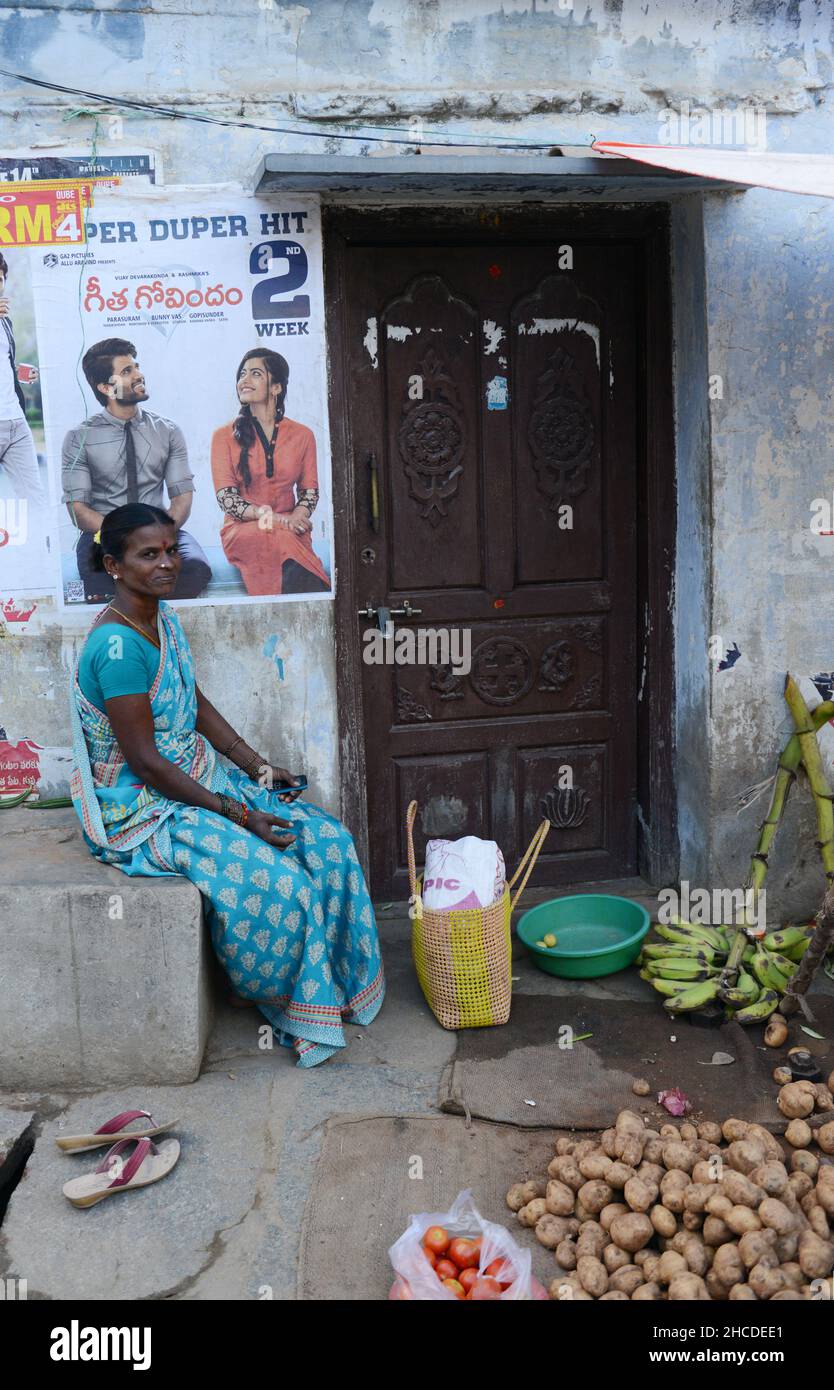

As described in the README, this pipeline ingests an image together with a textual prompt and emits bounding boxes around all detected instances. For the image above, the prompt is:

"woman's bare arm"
[105,691,224,813]
[103,690,296,846]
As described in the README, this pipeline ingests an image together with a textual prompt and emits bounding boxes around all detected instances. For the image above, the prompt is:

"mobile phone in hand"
[278,774,307,793]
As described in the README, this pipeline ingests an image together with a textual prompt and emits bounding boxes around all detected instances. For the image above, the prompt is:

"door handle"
[357,599,423,627]
[366,452,380,533]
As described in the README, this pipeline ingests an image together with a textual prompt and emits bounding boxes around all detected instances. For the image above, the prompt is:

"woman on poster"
[70,504,383,1068]
[210,349,330,596]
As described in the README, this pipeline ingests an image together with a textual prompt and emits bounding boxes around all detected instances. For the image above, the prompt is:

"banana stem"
[721,927,748,983]
[784,677,834,890]
[781,882,834,1016]
[743,700,834,913]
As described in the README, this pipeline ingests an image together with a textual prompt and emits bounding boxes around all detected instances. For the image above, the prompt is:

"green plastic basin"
[516,894,650,978]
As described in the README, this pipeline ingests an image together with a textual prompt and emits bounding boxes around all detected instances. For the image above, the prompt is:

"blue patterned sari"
[70,602,385,1067]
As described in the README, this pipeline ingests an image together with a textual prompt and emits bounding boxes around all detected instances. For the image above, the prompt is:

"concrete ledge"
[0,810,214,1089]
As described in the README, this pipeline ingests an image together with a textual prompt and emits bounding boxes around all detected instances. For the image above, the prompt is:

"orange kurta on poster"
[211,418,331,597]
[0,182,87,247]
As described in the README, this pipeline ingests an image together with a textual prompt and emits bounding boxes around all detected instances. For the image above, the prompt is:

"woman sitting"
[210,349,331,596]
[70,503,383,1067]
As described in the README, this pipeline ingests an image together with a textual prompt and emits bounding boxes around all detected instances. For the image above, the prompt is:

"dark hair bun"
[90,536,107,573]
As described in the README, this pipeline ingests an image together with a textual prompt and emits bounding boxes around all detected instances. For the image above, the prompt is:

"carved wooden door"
[345,237,638,898]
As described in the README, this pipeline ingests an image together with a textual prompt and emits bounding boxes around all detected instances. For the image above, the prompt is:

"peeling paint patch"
[638,602,649,703]
[482,319,505,355]
[518,317,600,368]
[387,324,416,341]
[486,375,508,410]
[262,634,287,681]
[790,384,823,432]
[717,642,742,672]
[363,317,378,369]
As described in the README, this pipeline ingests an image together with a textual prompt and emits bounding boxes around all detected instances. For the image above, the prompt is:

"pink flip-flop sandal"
[62,1136,180,1208]
[55,1108,178,1154]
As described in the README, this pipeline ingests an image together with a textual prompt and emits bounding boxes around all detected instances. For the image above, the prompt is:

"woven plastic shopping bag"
[406,799,549,1030]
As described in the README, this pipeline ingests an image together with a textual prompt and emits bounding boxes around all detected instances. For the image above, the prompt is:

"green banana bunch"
[663,978,721,1013]
[641,941,724,963]
[751,950,788,993]
[645,958,717,981]
[654,921,728,952]
[732,989,780,1024]
[643,914,812,1022]
[735,967,760,999]
[640,971,692,997]
[718,969,760,1007]
[763,925,811,953]
[721,987,756,1007]
[765,951,798,979]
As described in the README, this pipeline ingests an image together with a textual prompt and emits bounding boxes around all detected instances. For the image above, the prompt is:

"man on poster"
[61,337,212,601]
[0,252,47,510]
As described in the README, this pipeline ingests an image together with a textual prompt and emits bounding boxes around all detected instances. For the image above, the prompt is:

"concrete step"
[0,809,214,1089]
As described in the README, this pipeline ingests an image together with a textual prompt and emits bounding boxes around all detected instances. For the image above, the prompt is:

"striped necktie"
[124,418,139,503]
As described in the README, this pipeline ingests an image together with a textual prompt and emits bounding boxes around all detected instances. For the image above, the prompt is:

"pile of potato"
[507,1098,834,1301]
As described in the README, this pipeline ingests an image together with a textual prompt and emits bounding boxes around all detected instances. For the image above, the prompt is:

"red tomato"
[434,1258,458,1281]
[458,1268,479,1294]
[441,1278,466,1298]
[423,1248,437,1270]
[422,1225,451,1257]
[468,1276,503,1300]
[448,1238,480,1270]
[485,1258,514,1288]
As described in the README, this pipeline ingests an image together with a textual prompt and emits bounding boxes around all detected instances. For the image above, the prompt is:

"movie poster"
[30,187,333,611]
[0,153,160,614]
[0,216,54,607]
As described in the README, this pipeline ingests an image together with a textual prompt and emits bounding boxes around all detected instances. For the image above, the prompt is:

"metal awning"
[593,143,834,199]
[253,153,743,200]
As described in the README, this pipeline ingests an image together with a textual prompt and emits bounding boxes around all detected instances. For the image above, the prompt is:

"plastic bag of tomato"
[388,1188,548,1300]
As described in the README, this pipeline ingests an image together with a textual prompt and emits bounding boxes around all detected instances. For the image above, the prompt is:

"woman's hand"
[269,765,305,804]
[247,810,296,850]
[274,506,312,536]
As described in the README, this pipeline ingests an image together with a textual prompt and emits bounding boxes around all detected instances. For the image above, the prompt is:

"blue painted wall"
[1,0,833,910]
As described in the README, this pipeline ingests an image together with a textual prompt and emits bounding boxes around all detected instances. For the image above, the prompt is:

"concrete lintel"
[254,154,744,200]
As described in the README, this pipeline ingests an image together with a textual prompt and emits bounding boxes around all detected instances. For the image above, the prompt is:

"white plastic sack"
[423,837,506,911]
[387,1188,548,1301]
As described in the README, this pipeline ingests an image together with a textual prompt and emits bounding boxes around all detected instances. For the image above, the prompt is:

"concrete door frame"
[324,199,685,895]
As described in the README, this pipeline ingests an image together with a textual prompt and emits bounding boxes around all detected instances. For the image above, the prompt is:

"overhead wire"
[0,68,577,153]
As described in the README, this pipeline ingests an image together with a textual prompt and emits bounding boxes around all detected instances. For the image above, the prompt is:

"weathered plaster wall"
[670,194,713,891]
[706,184,834,918]
[1,0,833,911]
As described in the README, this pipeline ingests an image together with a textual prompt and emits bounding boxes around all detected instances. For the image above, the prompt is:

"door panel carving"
[513,276,604,585]
[349,238,639,894]
[382,274,480,591]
